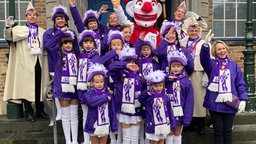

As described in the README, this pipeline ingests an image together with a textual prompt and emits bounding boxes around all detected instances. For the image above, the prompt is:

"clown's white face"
[130,0,162,27]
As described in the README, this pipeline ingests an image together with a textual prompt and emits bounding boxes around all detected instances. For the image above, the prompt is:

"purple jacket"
[70,6,108,55]
[43,28,80,74]
[138,90,176,133]
[200,44,248,113]
[153,39,194,75]
[46,30,79,99]
[133,39,160,90]
[82,89,118,134]
[77,50,118,103]
[165,73,194,126]
[109,61,142,116]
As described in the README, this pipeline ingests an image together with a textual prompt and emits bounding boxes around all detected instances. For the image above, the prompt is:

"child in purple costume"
[154,21,194,75]
[43,5,80,121]
[139,70,176,144]
[68,0,108,56]
[80,63,118,144]
[133,32,160,144]
[77,29,119,144]
[49,29,79,144]
[165,50,194,144]
[109,47,142,144]
[133,32,160,91]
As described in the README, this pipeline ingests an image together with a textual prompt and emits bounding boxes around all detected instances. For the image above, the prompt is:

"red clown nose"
[141,1,153,13]
[124,0,130,4]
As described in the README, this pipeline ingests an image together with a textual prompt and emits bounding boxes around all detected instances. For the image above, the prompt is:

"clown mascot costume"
[111,0,165,48]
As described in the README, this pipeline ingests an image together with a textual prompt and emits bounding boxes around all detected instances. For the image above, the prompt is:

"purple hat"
[145,70,166,85]
[78,30,95,46]
[177,1,186,11]
[107,30,125,46]
[87,63,108,82]
[119,47,137,61]
[82,9,99,26]
[142,37,155,49]
[51,5,69,21]
[63,30,75,39]
[168,50,187,66]
[160,20,176,37]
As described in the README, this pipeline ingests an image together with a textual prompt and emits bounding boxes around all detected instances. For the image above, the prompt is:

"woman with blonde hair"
[200,32,248,144]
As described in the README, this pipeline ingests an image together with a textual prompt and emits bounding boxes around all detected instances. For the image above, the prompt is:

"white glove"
[238,101,246,113]
[111,0,121,9]
[204,29,214,44]
[186,11,200,20]
[6,16,15,27]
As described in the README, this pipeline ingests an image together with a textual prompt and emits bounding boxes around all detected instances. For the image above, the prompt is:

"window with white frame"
[0,0,31,41]
[213,0,256,38]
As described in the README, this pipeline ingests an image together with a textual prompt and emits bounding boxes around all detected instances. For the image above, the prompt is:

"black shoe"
[198,129,205,135]
[36,112,49,119]
[26,113,36,122]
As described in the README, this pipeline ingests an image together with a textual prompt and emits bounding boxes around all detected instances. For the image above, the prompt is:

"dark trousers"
[210,110,236,144]
[23,59,44,115]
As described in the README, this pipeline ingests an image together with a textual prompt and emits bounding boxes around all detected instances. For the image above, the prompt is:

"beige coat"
[181,38,207,117]
[3,25,50,102]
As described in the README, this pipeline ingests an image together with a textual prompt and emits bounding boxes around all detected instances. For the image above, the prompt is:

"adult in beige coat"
[3,2,50,122]
[180,18,208,135]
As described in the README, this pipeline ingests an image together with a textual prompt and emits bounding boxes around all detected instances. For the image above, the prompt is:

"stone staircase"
[182,112,256,144]
[0,115,85,144]
[0,112,256,144]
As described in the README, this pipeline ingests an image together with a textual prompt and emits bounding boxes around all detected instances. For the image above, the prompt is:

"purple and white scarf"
[151,90,170,135]
[208,58,232,102]
[186,37,201,59]
[61,51,78,93]
[121,71,141,114]
[141,57,153,77]
[77,49,97,90]
[166,41,178,72]
[93,88,110,136]
[93,29,102,55]
[26,23,41,54]
[171,20,185,39]
[166,71,186,117]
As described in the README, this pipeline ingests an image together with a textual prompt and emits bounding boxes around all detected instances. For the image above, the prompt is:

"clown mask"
[126,0,162,27]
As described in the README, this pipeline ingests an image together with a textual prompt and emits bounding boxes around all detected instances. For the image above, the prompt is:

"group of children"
[43,1,198,144]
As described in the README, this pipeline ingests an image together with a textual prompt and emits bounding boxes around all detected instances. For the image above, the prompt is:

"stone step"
[0,138,66,144]
[182,124,256,144]
[234,112,256,125]
[0,113,256,144]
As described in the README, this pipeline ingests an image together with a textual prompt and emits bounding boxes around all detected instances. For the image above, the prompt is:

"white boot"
[173,135,182,144]
[61,106,71,144]
[70,105,78,144]
[82,104,90,144]
[130,125,140,144]
[165,135,174,144]
[139,121,145,144]
[109,132,117,144]
[116,122,122,144]
[55,98,62,121]
[122,127,131,144]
